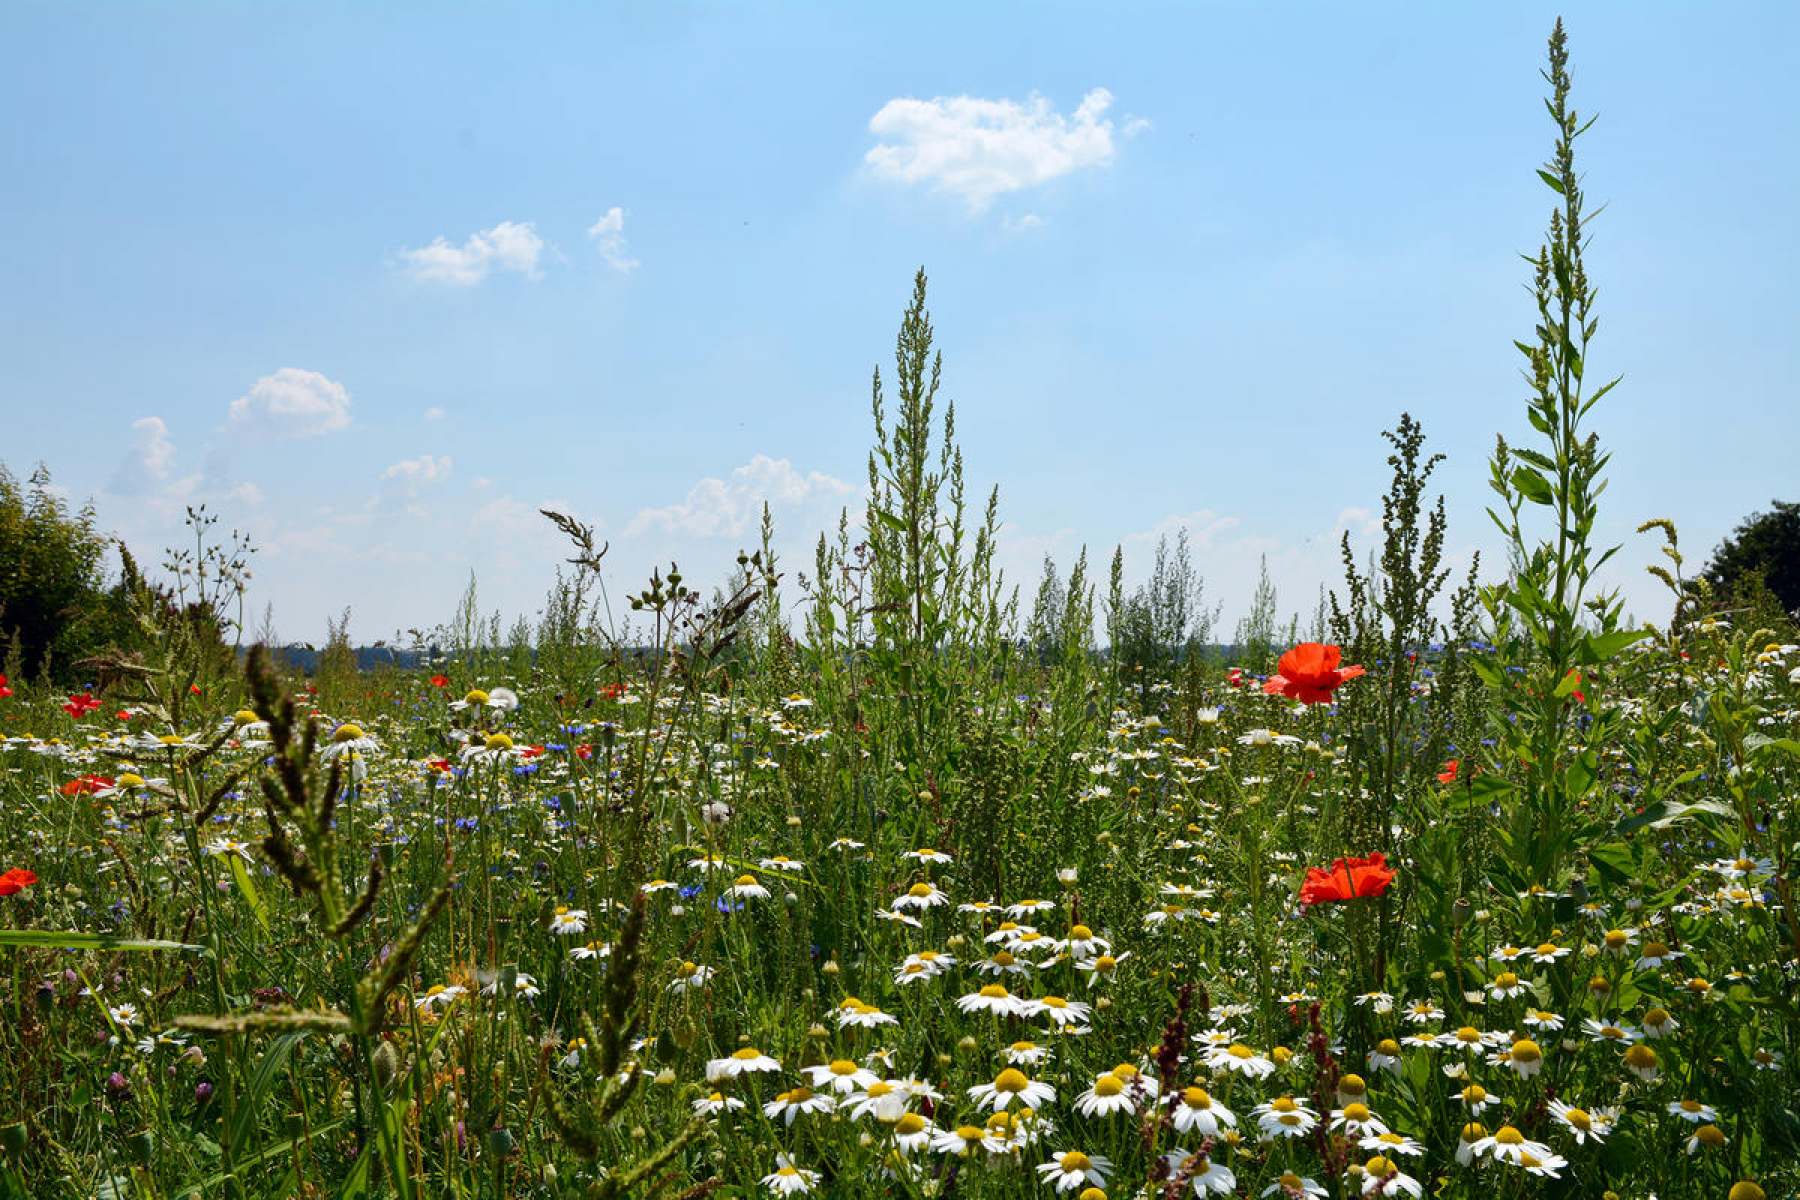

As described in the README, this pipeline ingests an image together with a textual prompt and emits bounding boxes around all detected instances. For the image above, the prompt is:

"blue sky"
[3,3,1795,645]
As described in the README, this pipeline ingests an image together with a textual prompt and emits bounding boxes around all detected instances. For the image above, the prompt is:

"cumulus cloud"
[370,454,453,514]
[625,455,853,539]
[107,416,178,496]
[228,368,352,439]
[587,207,639,273]
[396,220,545,284]
[866,87,1118,211]
[423,406,446,421]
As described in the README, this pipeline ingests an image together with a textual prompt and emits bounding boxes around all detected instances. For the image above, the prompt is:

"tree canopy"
[0,462,128,679]
[1702,499,1800,619]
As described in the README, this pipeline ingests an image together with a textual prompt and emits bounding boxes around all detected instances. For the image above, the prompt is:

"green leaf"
[873,510,905,533]
[234,1033,308,1161]
[1511,465,1554,506]
[0,929,209,954]
[228,854,271,936]
[1581,628,1650,663]
[1613,796,1735,836]
[1565,748,1598,797]
[1537,169,1567,194]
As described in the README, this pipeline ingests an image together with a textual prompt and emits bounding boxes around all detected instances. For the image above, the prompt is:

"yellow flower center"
[1182,1087,1212,1109]
[979,984,1008,999]
[1376,1039,1400,1056]
[462,689,490,705]
[1598,1025,1625,1040]
[1464,1085,1487,1103]
[786,1087,813,1102]
[992,951,1016,967]
[1493,972,1519,989]
[1604,929,1628,948]
[1536,942,1559,955]
[1343,1103,1371,1122]
[1365,1156,1394,1177]
[1460,1121,1487,1142]
[731,1047,762,1060]
[1338,1072,1366,1096]
[1226,1043,1254,1059]
[1455,1026,1481,1044]
[734,874,758,888]
[1111,1064,1139,1079]
[829,1060,857,1076]
[994,1068,1030,1093]
[1642,940,1670,958]
[1510,1039,1542,1063]
[1093,955,1117,973]
[1730,1184,1767,1200]
[895,1112,925,1136]
[233,709,260,726]
[865,1081,893,1098]
[1269,1096,1297,1113]
[1495,1126,1524,1145]
[1625,1045,1659,1070]
[117,773,145,787]
[908,882,933,897]
[333,724,364,742]
[1681,1099,1704,1113]
[484,732,513,752]
[1060,1152,1092,1172]
[1070,924,1093,940]
[955,1125,985,1142]
[1041,995,1069,1010]
[1588,976,1612,994]
[1696,1124,1726,1146]
[1094,1075,1124,1097]
[1563,1107,1592,1130]
[158,733,186,746]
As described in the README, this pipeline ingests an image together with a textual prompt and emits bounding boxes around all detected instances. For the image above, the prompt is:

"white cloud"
[423,406,446,421]
[228,368,352,439]
[866,87,1118,212]
[625,455,853,539]
[396,220,545,284]
[107,416,177,495]
[371,455,452,514]
[587,207,639,273]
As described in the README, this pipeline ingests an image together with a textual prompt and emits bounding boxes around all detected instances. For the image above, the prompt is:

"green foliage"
[1703,498,1800,620]
[0,462,132,680]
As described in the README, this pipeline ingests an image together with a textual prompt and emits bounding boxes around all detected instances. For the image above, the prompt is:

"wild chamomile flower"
[686,853,729,872]
[1207,1042,1277,1078]
[904,848,953,865]
[1581,1018,1640,1045]
[931,1123,991,1157]
[890,1111,935,1152]
[547,906,588,935]
[1361,1131,1425,1158]
[1600,926,1639,955]
[415,984,466,1011]
[1008,897,1057,917]
[1330,1102,1389,1139]
[805,1059,879,1094]
[669,961,714,993]
[1502,1038,1545,1077]
[1076,951,1128,986]
[1547,1099,1611,1144]
[107,1003,140,1027]
[892,881,949,911]
[1751,1047,1784,1071]
[1036,1149,1113,1194]
[1685,1123,1729,1155]
[835,999,897,1029]
[204,837,255,862]
[1623,1043,1661,1080]
[728,874,770,900]
[1402,998,1444,1024]
[569,940,610,962]
[1455,1084,1497,1115]
[1366,1038,1403,1072]
[967,1067,1056,1112]
[760,1154,819,1195]
[1170,1086,1237,1137]
[1359,1157,1423,1197]
[1472,1125,1554,1166]
[1030,995,1091,1027]
[844,1079,908,1123]
[1529,941,1571,964]
[1162,1149,1235,1195]
[1062,924,1109,959]
[1634,939,1684,970]
[763,1086,835,1125]
[1523,1008,1564,1032]
[1002,1040,1050,1065]
[1667,1098,1719,1124]
[975,950,1032,977]
[692,1090,745,1116]
[1642,1006,1679,1037]
[705,1046,781,1083]
[1263,1174,1328,1199]
[1253,1095,1318,1138]
[1488,971,1528,1001]
[1073,1071,1138,1117]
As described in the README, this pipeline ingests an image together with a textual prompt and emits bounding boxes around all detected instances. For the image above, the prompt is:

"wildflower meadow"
[2,21,1797,1200]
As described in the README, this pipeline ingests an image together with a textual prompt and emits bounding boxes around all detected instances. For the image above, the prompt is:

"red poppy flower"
[1436,759,1460,784]
[430,674,450,688]
[0,868,39,897]
[601,682,627,700]
[1299,853,1396,906]
[1263,643,1366,705]
[1226,668,1245,689]
[63,693,102,719]
[0,674,11,698]
[1565,671,1585,703]
[61,774,114,797]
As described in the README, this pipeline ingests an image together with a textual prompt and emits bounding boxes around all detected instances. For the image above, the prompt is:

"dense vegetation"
[1,22,1795,1200]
